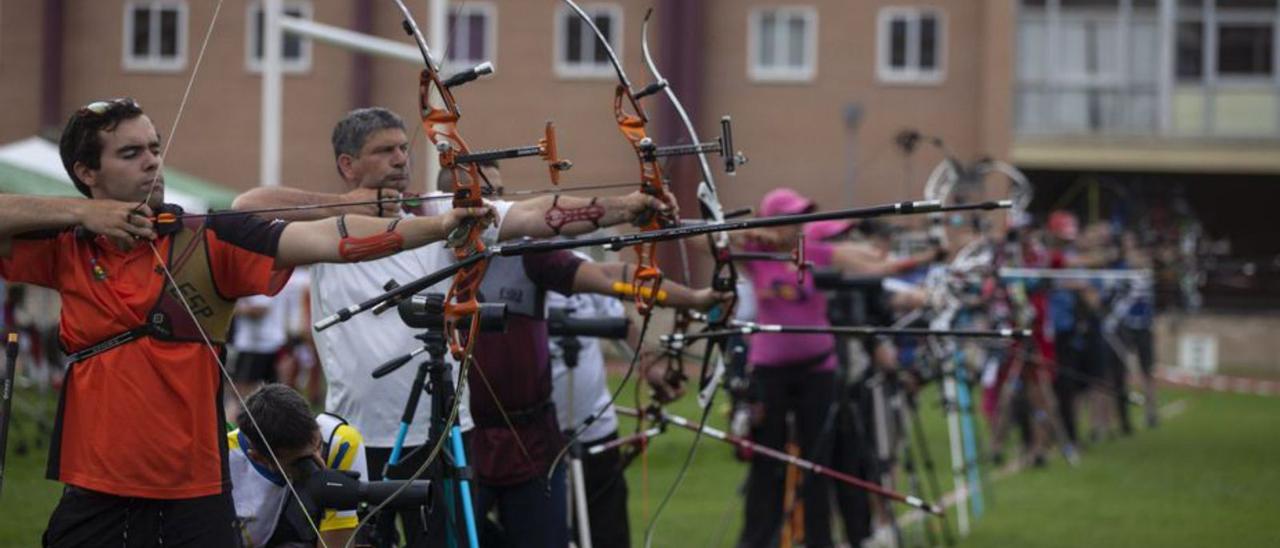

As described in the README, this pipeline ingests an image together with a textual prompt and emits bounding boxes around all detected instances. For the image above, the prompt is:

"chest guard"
[478,255,544,319]
[65,210,238,362]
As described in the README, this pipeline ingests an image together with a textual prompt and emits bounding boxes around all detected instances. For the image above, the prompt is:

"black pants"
[476,463,568,548]
[1105,333,1134,434]
[1053,332,1080,444]
[43,486,238,547]
[366,444,454,548]
[580,433,631,548]
[738,366,834,548]
[1121,326,1154,376]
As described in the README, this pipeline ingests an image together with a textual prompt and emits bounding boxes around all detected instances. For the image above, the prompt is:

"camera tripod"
[373,294,504,548]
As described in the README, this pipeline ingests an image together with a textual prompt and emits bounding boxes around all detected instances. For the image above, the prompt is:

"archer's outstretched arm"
[832,242,941,277]
[0,195,157,257]
[272,205,494,268]
[570,261,730,312]
[232,186,402,221]
[498,191,673,241]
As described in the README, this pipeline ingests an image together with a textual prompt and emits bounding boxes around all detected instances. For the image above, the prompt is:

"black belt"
[473,401,553,429]
[64,326,152,364]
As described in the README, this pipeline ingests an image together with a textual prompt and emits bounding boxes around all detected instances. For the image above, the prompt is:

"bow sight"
[638,115,748,174]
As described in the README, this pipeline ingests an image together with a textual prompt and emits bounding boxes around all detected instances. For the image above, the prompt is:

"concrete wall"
[1154,312,1280,376]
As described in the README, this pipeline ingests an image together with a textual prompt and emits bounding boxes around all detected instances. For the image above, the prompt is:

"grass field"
[616,383,1280,548]
[1,382,1277,547]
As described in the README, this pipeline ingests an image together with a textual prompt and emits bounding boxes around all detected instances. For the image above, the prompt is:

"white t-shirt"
[232,293,291,354]
[229,413,367,547]
[311,198,513,447]
[548,254,624,443]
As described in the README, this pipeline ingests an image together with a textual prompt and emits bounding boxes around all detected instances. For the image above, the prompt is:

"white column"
[1118,0,1131,131]
[1202,0,1215,135]
[260,0,283,187]
[1273,4,1280,136]
[1046,0,1061,130]
[1157,0,1176,134]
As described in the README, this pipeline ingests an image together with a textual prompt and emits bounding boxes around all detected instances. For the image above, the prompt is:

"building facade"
[3,0,1278,309]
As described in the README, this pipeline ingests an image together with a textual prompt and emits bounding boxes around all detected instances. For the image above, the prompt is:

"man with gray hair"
[233,106,672,546]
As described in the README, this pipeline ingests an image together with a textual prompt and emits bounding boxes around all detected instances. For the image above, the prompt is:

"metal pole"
[1157,0,1176,134]
[843,103,863,207]
[260,0,283,187]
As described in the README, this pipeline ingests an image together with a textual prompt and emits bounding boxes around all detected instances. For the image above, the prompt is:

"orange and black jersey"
[0,207,291,499]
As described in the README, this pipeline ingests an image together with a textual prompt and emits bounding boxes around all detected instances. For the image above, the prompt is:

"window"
[1217,24,1273,77]
[1176,20,1204,80]
[748,6,818,82]
[1014,1,1161,134]
[246,0,312,73]
[123,1,188,72]
[1176,14,1275,82]
[554,4,622,79]
[445,3,496,69]
[877,7,945,84]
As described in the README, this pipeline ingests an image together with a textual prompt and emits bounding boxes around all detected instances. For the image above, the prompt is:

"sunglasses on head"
[76,97,141,118]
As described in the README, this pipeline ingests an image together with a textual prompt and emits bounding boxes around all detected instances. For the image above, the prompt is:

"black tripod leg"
[889,385,936,548]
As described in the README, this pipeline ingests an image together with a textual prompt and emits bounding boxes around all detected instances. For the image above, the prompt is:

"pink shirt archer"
[742,240,837,372]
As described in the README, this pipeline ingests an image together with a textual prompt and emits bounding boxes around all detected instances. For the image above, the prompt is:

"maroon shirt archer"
[469,250,583,485]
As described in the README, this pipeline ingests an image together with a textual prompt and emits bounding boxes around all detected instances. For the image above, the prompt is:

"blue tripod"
[377,327,480,548]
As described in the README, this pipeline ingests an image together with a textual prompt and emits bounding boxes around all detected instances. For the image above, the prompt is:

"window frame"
[553,3,624,80]
[746,5,819,83]
[875,6,947,86]
[245,0,314,74]
[444,2,498,72]
[122,0,189,73]
[1185,9,1278,86]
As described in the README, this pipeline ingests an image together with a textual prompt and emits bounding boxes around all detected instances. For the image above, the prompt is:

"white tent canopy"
[0,136,214,212]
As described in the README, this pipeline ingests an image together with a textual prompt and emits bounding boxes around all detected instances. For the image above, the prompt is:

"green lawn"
[956,389,1280,547]
[0,387,62,547]
[617,382,1280,548]
[2,383,1277,547]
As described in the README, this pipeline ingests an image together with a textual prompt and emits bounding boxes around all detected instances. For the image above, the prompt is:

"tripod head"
[399,293,507,332]
[373,293,508,379]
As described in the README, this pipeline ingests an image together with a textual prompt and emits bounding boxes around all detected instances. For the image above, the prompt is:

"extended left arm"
[498,191,670,240]
[273,206,492,268]
[570,261,727,311]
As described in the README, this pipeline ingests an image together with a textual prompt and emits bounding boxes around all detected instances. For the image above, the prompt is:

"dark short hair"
[59,98,146,198]
[237,384,318,455]
[331,107,407,176]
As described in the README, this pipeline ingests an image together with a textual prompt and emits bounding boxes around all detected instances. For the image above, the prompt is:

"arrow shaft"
[617,407,942,515]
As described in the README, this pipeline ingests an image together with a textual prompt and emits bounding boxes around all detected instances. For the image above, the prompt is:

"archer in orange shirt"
[0,97,492,547]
